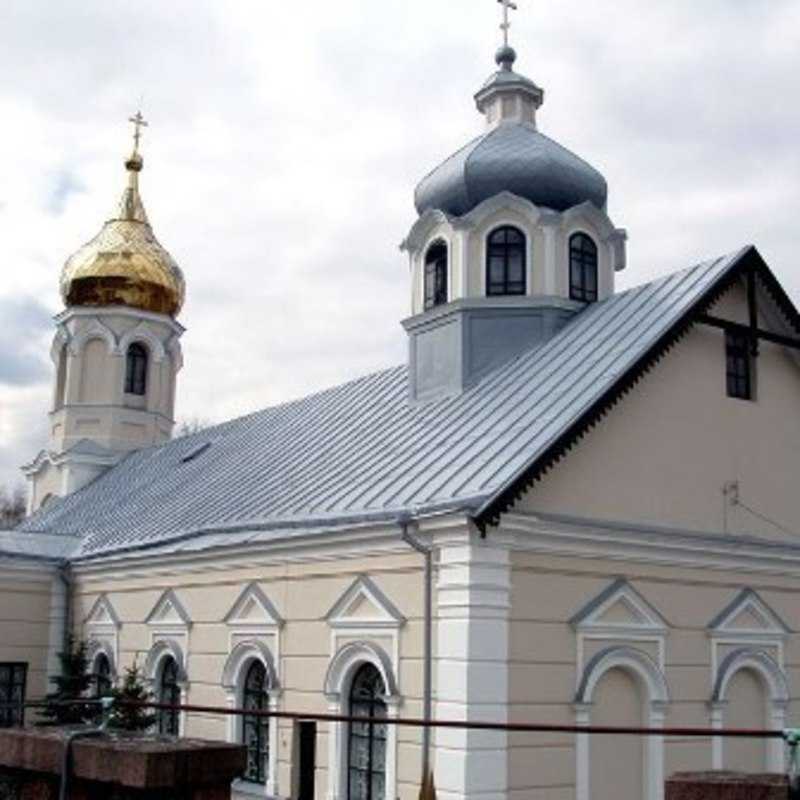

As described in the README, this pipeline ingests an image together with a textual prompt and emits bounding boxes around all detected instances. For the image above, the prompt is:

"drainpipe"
[399,515,433,783]
[58,561,73,652]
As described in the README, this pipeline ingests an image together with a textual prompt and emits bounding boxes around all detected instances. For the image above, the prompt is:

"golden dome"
[60,133,185,317]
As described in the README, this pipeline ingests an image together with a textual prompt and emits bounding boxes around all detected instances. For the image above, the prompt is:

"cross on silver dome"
[498,0,518,47]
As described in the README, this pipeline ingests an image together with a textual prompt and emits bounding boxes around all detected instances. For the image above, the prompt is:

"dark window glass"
[424,242,448,310]
[0,663,27,728]
[242,661,270,785]
[125,343,148,396]
[486,226,526,296]
[348,664,387,800]
[726,331,753,400]
[158,657,181,736]
[569,233,598,303]
[93,653,112,697]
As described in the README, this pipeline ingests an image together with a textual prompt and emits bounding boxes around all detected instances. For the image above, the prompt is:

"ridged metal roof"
[18,248,749,559]
[414,122,608,217]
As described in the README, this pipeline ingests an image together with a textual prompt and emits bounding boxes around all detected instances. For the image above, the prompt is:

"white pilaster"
[434,530,511,800]
[710,704,724,770]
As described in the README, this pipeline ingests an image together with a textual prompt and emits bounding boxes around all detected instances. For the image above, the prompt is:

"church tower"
[23,114,185,513]
[402,8,627,402]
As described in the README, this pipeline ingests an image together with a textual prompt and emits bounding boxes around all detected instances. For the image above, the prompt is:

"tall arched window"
[93,653,112,698]
[569,233,598,303]
[486,226,526,296]
[348,663,387,800]
[125,343,148,396]
[158,656,181,736]
[242,661,270,784]
[424,241,448,310]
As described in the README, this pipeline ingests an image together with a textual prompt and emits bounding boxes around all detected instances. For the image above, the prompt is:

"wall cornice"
[500,510,800,576]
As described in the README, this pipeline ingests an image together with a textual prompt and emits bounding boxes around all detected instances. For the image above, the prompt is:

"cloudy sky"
[1,0,798,491]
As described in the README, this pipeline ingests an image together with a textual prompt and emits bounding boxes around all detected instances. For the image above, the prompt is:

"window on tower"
[424,241,448,310]
[487,226,526,296]
[125,343,148,396]
[569,233,598,303]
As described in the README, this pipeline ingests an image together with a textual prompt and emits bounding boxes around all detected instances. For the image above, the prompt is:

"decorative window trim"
[86,639,118,687]
[325,575,406,633]
[116,322,166,363]
[67,318,117,357]
[484,224,528,297]
[222,640,281,798]
[568,231,599,303]
[708,589,790,771]
[574,646,669,800]
[83,594,121,688]
[323,640,400,800]
[144,638,189,736]
[145,589,192,631]
[572,578,669,678]
[225,583,285,630]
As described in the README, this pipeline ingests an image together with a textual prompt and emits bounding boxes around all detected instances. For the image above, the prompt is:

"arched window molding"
[86,640,117,696]
[485,225,527,296]
[324,641,400,800]
[124,342,149,396]
[710,647,789,772]
[569,232,599,303]
[221,641,280,795]
[575,646,669,800]
[67,318,117,358]
[423,239,449,311]
[116,323,166,363]
[144,639,188,737]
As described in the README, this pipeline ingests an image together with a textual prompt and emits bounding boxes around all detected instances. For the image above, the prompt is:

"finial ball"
[495,45,517,69]
[125,152,144,172]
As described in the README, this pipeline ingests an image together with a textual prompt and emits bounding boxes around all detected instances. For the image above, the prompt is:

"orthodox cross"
[129,110,148,154]
[498,0,518,47]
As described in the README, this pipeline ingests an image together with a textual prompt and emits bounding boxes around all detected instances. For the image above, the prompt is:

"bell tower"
[23,114,186,513]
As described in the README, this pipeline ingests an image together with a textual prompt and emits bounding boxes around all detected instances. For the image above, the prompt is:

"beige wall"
[0,563,59,714]
[506,549,800,798]
[517,283,800,541]
[73,547,428,800]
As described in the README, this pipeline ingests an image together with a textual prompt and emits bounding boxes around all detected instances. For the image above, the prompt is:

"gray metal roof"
[18,247,751,559]
[414,122,608,217]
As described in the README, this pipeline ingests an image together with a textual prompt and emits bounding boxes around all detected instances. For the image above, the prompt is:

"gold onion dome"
[60,124,185,317]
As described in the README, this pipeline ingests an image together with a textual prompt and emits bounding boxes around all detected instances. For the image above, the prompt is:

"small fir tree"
[40,636,95,725]
[109,661,157,732]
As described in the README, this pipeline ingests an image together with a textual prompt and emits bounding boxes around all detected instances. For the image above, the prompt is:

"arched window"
[93,653,112,698]
[487,226,526,296]
[242,661,270,784]
[348,663,387,800]
[158,656,181,736]
[424,241,448,310]
[569,233,598,303]
[125,343,148,396]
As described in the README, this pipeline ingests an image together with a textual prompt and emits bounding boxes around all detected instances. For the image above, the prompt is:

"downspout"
[58,561,73,652]
[399,515,433,783]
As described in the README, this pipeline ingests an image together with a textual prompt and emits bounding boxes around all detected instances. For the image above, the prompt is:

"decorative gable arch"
[325,575,406,630]
[576,645,670,706]
[145,589,192,628]
[84,594,121,629]
[224,582,284,628]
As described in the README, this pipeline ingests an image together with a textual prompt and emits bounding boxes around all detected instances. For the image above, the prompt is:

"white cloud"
[1,0,798,489]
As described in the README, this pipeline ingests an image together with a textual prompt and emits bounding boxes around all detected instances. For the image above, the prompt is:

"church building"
[1,10,799,800]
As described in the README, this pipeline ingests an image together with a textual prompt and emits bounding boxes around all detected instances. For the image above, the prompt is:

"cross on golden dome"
[128,110,148,155]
